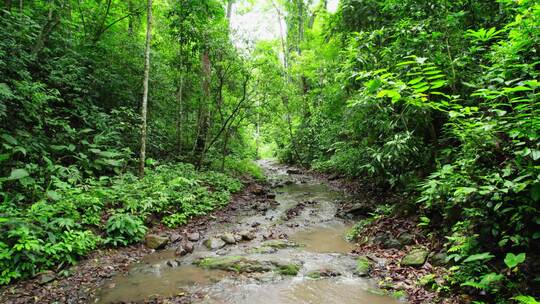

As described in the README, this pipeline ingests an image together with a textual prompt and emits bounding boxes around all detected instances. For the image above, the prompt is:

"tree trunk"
[226,0,234,20]
[4,0,12,11]
[175,74,184,153]
[128,0,134,35]
[194,50,211,168]
[139,0,152,178]
[220,128,230,171]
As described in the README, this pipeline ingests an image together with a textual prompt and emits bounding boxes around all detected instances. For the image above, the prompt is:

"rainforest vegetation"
[0,0,538,303]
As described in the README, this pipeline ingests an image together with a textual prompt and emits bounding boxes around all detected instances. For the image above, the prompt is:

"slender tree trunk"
[176,74,184,153]
[128,0,134,35]
[32,2,61,56]
[4,0,12,11]
[226,0,234,20]
[139,0,152,178]
[220,128,230,171]
[194,50,211,168]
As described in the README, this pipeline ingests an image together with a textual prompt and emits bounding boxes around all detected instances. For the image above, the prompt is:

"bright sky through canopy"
[230,0,339,47]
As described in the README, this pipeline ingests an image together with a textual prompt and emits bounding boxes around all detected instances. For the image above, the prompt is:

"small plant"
[104,213,147,246]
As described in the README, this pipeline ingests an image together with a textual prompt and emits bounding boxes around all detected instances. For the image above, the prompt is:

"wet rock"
[175,242,194,256]
[251,222,261,228]
[203,237,226,250]
[355,256,371,277]
[338,202,374,218]
[275,263,301,276]
[430,251,448,266]
[401,248,429,267]
[286,168,302,174]
[262,239,299,249]
[169,233,183,243]
[254,272,278,283]
[307,268,340,279]
[166,260,179,267]
[187,232,200,242]
[247,246,278,254]
[397,233,415,246]
[216,248,231,256]
[267,193,276,199]
[221,233,237,244]
[145,234,169,249]
[255,202,270,212]
[37,271,56,285]
[239,230,256,241]
[382,238,403,249]
[251,185,266,195]
[196,256,273,273]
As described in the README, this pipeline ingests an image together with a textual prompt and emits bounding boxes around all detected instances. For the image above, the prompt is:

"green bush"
[104,213,147,246]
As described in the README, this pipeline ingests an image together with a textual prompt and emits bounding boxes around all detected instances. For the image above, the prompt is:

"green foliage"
[254,0,539,302]
[104,213,147,246]
[0,163,242,284]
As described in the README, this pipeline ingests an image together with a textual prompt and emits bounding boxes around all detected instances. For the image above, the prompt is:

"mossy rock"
[145,234,169,249]
[246,246,278,254]
[196,256,272,273]
[262,239,300,249]
[401,248,429,267]
[307,271,321,279]
[355,256,371,277]
[275,263,300,276]
[306,268,340,279]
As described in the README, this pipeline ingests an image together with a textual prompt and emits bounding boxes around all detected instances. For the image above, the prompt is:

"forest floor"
[0,161,459,304]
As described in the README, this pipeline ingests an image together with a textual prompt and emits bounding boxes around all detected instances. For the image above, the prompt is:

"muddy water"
[94,160,399,304]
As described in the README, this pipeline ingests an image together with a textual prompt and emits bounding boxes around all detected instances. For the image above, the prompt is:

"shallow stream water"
[94,160,399,304]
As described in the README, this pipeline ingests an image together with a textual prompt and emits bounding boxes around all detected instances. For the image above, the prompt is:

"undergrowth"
[0,163,243,284]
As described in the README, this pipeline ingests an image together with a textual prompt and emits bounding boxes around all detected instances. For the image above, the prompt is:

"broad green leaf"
[512,295,540,304]
[504,252,526,268]
[7,168,29,180]
[408,77,424,85]
[463,252,494,263]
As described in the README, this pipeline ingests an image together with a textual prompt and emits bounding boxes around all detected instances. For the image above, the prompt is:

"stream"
[93,160,399,304]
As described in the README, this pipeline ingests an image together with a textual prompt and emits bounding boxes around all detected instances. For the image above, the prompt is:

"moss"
[307,271,321,279]
[196,256,274,273]
[390,290,407,300]
[262,239,300,249]
[355,256,371,276]
[276,263,300,276]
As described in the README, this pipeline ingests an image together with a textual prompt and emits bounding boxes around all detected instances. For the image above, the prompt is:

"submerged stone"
[401,248,429,267]
[262,239,300,249]
[196,256,273,273]
[307,268,340,279]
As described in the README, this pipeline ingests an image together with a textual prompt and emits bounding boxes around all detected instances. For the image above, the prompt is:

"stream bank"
[1,160,451,304]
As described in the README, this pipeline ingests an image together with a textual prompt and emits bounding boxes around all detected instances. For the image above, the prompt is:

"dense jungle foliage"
[1,0,539,303]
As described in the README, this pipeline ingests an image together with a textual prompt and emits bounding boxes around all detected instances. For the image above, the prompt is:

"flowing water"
[93,160,399,304]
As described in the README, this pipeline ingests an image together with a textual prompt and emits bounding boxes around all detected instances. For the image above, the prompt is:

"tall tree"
[139,0,152,177]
